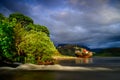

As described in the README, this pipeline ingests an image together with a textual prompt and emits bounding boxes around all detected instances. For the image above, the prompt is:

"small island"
[75,47,93,58]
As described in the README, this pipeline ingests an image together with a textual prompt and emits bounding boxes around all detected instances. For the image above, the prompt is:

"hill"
[94,48,120,57]
[57,44,92,56]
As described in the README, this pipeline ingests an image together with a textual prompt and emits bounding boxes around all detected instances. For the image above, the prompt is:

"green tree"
[18,30,56,63]
[13,23,27,62]
[8,13,34,62]
[0,18,16,62]
[9,12,33,27]
[0,13,57,64]
[26,24,50,36]
[0,13,5,21]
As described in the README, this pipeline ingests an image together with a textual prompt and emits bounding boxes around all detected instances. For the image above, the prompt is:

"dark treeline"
[94,48,120,57]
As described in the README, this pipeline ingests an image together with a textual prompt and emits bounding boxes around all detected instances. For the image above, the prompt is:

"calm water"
[0,57,120,80]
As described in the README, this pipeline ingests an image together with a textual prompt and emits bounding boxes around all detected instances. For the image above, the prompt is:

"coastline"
[0,63,114,71]
[0,56,120,71]
[52,56,77,60]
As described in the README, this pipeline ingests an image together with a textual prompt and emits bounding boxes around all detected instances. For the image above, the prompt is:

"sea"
[0,57,120,80]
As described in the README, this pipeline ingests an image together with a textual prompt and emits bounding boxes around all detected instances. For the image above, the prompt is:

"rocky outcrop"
[75,48,93,58]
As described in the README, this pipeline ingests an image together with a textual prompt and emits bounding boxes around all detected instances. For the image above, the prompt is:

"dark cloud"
[68,0,108,11]
[0,0,32,15]
[34,0,67,9]
[0,0,120,49]
[109,0,120,8]
[0,4,11,16]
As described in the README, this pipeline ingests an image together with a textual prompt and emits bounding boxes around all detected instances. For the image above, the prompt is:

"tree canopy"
[26,24,50,36]
[18,30,56,63]
[0,13,57,64]
[0,16,16,62]
[9,12,33,26]
[0,13,5,21]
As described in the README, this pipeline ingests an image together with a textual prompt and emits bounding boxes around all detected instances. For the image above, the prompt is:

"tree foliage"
[9,12,33,26]
[0,18,16,62]
[18,30,56,63]
[26,24,50,36]
[0,13,5,21]
[0,13,57,64]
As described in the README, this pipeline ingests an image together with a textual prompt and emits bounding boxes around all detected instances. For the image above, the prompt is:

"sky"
[0,0,120,49]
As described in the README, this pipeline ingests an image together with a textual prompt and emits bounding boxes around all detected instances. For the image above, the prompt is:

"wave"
[0,63,115,71]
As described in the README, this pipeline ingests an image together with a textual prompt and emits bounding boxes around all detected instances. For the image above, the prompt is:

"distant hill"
[56,44,120,57]
[94,48,120,56]
[57,44,91,56]
[57,44,76,56]
[57,44,91,50]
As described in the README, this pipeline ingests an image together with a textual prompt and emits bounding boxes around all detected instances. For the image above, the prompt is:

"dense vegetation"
[57,44,120,57]
[57,44,92,56]
[57,44,76,56]
[0,13,57,64]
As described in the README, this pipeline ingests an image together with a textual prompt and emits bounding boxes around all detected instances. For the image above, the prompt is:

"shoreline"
[52,55,120,60]
[0,63,115,71]
[0,56,120,71]
[52,56,77,60]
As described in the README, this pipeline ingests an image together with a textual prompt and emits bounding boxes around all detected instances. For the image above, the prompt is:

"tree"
[18,30,56,63]
[0,13,5,21]
[9,12,33,27]
[26,24,50,36]
[8,13,34,62]
[13,23,27,62]
[0,13,57,64]
[0,18,16,62]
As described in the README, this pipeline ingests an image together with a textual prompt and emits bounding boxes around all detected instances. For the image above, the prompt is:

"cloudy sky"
[0,0,120,49]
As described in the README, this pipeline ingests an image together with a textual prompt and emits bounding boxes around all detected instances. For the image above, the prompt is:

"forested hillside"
[57,44,92,56]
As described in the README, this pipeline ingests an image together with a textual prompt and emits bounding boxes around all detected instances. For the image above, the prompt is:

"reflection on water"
[0,70,55,80]
[0,69,120,80]
[75,58,93,64]
[0,57,120,80]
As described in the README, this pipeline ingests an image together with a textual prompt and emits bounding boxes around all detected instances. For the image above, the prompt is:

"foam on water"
[0,63,113,71]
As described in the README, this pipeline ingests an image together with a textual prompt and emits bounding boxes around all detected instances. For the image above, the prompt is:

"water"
[0,57,120,80]
[58,57,120,68]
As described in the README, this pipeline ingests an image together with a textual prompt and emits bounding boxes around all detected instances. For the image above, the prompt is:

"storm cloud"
[0,0,120,49]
